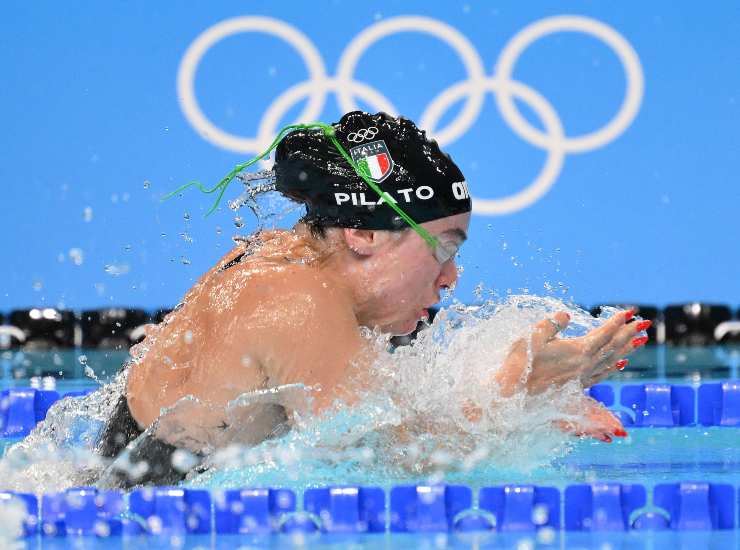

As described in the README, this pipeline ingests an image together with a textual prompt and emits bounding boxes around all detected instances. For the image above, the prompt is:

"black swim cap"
[274,111,472,230]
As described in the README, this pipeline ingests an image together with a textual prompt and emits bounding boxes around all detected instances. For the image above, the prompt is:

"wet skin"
[127,212,647,450]
[126,214,469,449]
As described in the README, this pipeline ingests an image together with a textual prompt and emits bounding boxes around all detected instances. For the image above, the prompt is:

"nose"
[436,257,458,290]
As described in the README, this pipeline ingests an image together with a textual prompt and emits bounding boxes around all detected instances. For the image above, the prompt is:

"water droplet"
[183,212,191,221]
[234,217,244,228]
[183,331,193,344]
[181,256,191,265]
[215,226,222,235]
[104,264,130,276]
[83,206,93,222]
[143,180,151,189]
[78,355,88,366]
[32,280,43,291]
[68,248,84,266]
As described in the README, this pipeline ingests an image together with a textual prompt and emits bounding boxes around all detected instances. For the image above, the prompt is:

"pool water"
[1,345,739,548]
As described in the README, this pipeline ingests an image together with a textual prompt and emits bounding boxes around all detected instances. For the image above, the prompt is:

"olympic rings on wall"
[177,15,643,215]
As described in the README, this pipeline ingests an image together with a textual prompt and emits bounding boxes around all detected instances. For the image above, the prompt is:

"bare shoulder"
[236,263,356,328]
[233,263,369,394]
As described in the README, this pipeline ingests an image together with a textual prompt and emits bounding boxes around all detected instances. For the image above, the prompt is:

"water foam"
[0,295,616,494]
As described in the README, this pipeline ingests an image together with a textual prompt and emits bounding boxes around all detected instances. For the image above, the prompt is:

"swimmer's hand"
[554,397,627,442]
[496,309,649,396]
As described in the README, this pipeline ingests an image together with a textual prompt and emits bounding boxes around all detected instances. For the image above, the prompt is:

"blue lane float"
[478,485,559,532]
[214,488,295,534]
[698,381,740,426]
[0,389,60,437]
[0,388,93,438]
[127,487,211,536]
[565,482,646,531]
[41,487,125,537]
[6,383,740,439]
[5,483,740,538]
[620,383,695,427]
[304,486,385,533]
[653,482,735,530]
[389,484,471,532]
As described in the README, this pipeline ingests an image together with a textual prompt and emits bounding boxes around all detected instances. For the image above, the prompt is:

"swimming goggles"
[433,239,461,265]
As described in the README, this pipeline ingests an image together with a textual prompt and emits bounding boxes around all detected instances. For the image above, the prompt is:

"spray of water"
[0,294,613,495]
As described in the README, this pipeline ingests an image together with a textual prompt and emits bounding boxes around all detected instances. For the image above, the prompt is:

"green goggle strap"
[162,122,440,249]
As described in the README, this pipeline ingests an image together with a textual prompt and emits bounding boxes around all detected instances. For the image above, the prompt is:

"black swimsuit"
[96,395,193,488]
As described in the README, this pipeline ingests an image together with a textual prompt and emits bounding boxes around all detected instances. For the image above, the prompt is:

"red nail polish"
[616,359,628,370]
[624,309,635,322]
[614,429,628,437]
[632,336,649,348]
[601,435,613,443]
[636,320,652,331]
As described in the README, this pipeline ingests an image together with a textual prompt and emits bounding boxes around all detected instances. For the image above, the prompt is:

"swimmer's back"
[126,230,370,438]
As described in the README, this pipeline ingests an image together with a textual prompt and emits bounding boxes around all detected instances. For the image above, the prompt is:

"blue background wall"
[1,1,738,311]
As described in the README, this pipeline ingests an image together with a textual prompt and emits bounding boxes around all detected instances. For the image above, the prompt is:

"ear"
[342,228,388,256]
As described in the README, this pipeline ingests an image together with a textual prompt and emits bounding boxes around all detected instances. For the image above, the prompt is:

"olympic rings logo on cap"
[347,127,379,143]
[177,15,644,215]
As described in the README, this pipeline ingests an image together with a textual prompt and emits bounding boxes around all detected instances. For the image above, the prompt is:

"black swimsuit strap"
[217,251,247,272]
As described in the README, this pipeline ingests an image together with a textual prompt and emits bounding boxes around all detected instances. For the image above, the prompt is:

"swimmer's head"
[274,111,472,233]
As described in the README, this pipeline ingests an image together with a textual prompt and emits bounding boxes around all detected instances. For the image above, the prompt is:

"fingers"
[565,398,628,442]
[531,311,571,350]
[496,338,528,398]
[583,309,634,354]
[603,319,652,357]
[605,320,652,364]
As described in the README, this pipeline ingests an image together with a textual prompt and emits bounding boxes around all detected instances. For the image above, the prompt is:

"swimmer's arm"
[239,269,376,418]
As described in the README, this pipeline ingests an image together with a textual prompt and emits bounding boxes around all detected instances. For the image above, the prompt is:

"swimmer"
[97,111,647,486]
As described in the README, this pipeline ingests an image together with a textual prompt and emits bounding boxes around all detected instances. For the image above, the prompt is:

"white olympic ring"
[347,127,379,143]
[177,15,644,215]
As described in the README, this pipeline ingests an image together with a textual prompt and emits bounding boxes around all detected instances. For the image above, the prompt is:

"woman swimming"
[96,111,646,486]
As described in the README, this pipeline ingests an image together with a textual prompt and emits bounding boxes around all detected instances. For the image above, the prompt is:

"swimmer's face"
[363,212,471,336]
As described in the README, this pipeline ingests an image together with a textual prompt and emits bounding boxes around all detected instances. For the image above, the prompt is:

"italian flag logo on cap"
[349,140,395,183]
